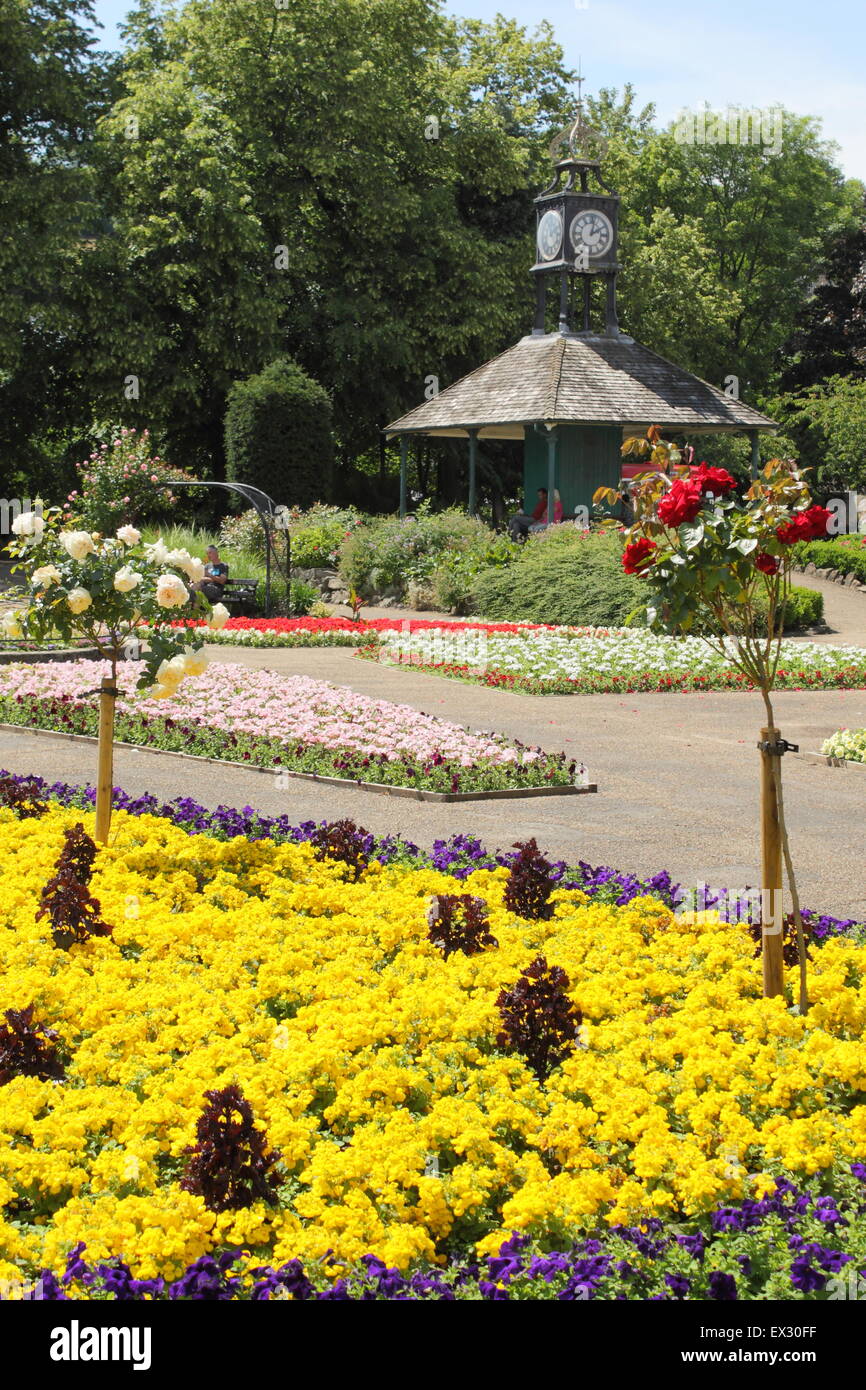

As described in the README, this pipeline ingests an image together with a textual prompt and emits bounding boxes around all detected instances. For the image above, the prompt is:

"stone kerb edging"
[795,563,866,593]
[0,723,598,802]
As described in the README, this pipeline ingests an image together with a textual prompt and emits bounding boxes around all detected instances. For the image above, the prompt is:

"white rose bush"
[5,507,222,839]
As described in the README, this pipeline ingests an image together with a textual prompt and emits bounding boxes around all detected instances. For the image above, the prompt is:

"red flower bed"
[172,616,569,636]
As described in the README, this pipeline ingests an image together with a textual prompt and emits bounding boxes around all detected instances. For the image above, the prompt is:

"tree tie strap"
[757,738,799,756]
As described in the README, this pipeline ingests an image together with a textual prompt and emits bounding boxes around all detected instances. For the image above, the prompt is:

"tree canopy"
[1,1,863,506]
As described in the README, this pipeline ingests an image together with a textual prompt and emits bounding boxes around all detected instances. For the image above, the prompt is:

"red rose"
[776,505,832,544]
[755,551,780,575]
[799,505,832,540]
[657,479,703,528]
[692,462,737,496]
[622,538,657,575]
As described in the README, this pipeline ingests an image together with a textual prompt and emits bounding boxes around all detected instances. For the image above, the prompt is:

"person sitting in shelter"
[508,488,562,541]
[191,545,229,606]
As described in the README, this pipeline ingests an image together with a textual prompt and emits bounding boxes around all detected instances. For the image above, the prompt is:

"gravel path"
[788,571,866,647]
[2,571,865,916]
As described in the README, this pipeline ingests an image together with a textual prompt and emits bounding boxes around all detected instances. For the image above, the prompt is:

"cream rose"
[181,647,208,677]
[11,510,45,540]
[67,586,92,615]
[60,530,97,562]
[153,655,186,694]
[207,602,230,631]
[116,525,141,546]
[155,573,189,608]
[183,556,206,584]
[145,538,169,565]
[113,566,143,593]
[0,611,24,639]
[31,564,62,589]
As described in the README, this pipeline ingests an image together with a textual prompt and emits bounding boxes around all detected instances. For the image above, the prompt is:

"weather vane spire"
[547,63,607,167]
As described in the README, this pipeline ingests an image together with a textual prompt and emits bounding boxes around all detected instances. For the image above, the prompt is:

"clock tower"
[531,85,623,337]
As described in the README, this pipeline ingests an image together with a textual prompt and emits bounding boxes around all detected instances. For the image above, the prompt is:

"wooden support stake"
[95,675,116,844]
[759,724,785,997]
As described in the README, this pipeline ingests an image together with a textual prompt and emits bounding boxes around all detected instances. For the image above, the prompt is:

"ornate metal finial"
[547,64,608,167]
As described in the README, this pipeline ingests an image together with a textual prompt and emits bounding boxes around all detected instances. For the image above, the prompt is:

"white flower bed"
[373,626,866,688]
[821,728,866,763]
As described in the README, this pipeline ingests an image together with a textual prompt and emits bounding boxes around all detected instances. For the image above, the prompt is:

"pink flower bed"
[0,659,540,767]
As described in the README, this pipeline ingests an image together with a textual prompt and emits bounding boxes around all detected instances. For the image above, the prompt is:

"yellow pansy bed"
[1,804,865,1284]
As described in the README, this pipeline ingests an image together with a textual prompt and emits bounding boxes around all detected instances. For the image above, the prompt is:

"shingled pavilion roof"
[385,333,776,439]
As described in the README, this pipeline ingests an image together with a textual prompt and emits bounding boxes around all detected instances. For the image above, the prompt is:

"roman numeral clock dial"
[569,208,614,260]
[536,209,564,262]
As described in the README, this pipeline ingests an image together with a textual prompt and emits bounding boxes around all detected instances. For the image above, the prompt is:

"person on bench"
[508,488,562,541]
[191,546,229,605]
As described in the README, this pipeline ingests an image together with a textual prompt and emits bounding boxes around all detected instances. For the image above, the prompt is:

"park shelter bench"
[220,577,259,614]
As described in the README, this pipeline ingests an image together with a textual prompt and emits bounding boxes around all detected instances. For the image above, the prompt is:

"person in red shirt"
[510,488,562,540]
[530,488,549,523]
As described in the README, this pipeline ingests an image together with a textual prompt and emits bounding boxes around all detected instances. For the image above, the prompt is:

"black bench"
[220,577,259,614]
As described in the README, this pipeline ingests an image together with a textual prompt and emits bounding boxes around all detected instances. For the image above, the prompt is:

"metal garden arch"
[156,480,291,616]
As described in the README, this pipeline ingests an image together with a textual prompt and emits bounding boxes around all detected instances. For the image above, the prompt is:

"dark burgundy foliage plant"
[427,894,498,959]
[749,913,813,968]
[503,839,556,920]
[57,822,99,884]
[0,773,48,819]
[496,956,582,1082]
[180,1085,281,1213]
[35,823,111,950]
[0,1005,66,1086]
[309,819,371,880]
[35,817,109,950]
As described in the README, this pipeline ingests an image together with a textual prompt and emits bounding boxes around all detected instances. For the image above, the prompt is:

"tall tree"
[0,1,119,498]
[621,113,859,397]
[778,196,866,390]
[0,0,110,370]
[80,0,573,477]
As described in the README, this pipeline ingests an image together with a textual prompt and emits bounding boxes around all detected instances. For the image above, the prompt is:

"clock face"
[569,208,614,260]
[536,209,563,262]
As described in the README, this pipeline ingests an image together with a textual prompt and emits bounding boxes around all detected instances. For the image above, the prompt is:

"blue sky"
[88,0,866,177]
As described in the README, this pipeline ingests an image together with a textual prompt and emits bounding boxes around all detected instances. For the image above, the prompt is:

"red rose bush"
[596,429,835,1012]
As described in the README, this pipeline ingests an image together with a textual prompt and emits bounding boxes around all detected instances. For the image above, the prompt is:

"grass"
[141,524,301,613]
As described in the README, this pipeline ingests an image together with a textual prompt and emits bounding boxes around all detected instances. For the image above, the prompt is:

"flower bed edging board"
[793,750,866,773]
[0,724,597,801]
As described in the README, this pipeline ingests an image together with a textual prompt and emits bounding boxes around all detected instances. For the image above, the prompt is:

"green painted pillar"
[546,427,557,524]
[399,436,408,517]
[749,430,760,481]
[468,429,478,517]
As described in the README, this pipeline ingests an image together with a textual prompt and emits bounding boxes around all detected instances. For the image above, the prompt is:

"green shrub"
[748,584,824,632]
[432,532,519,614]
[283,579,317,615]
[220,504,360,571]
[472,532,649,626]
[471,529,825,631]
[339,508,496,599]
[793,536,866,583]
[781,585,823,630]
[224,358,333,509]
